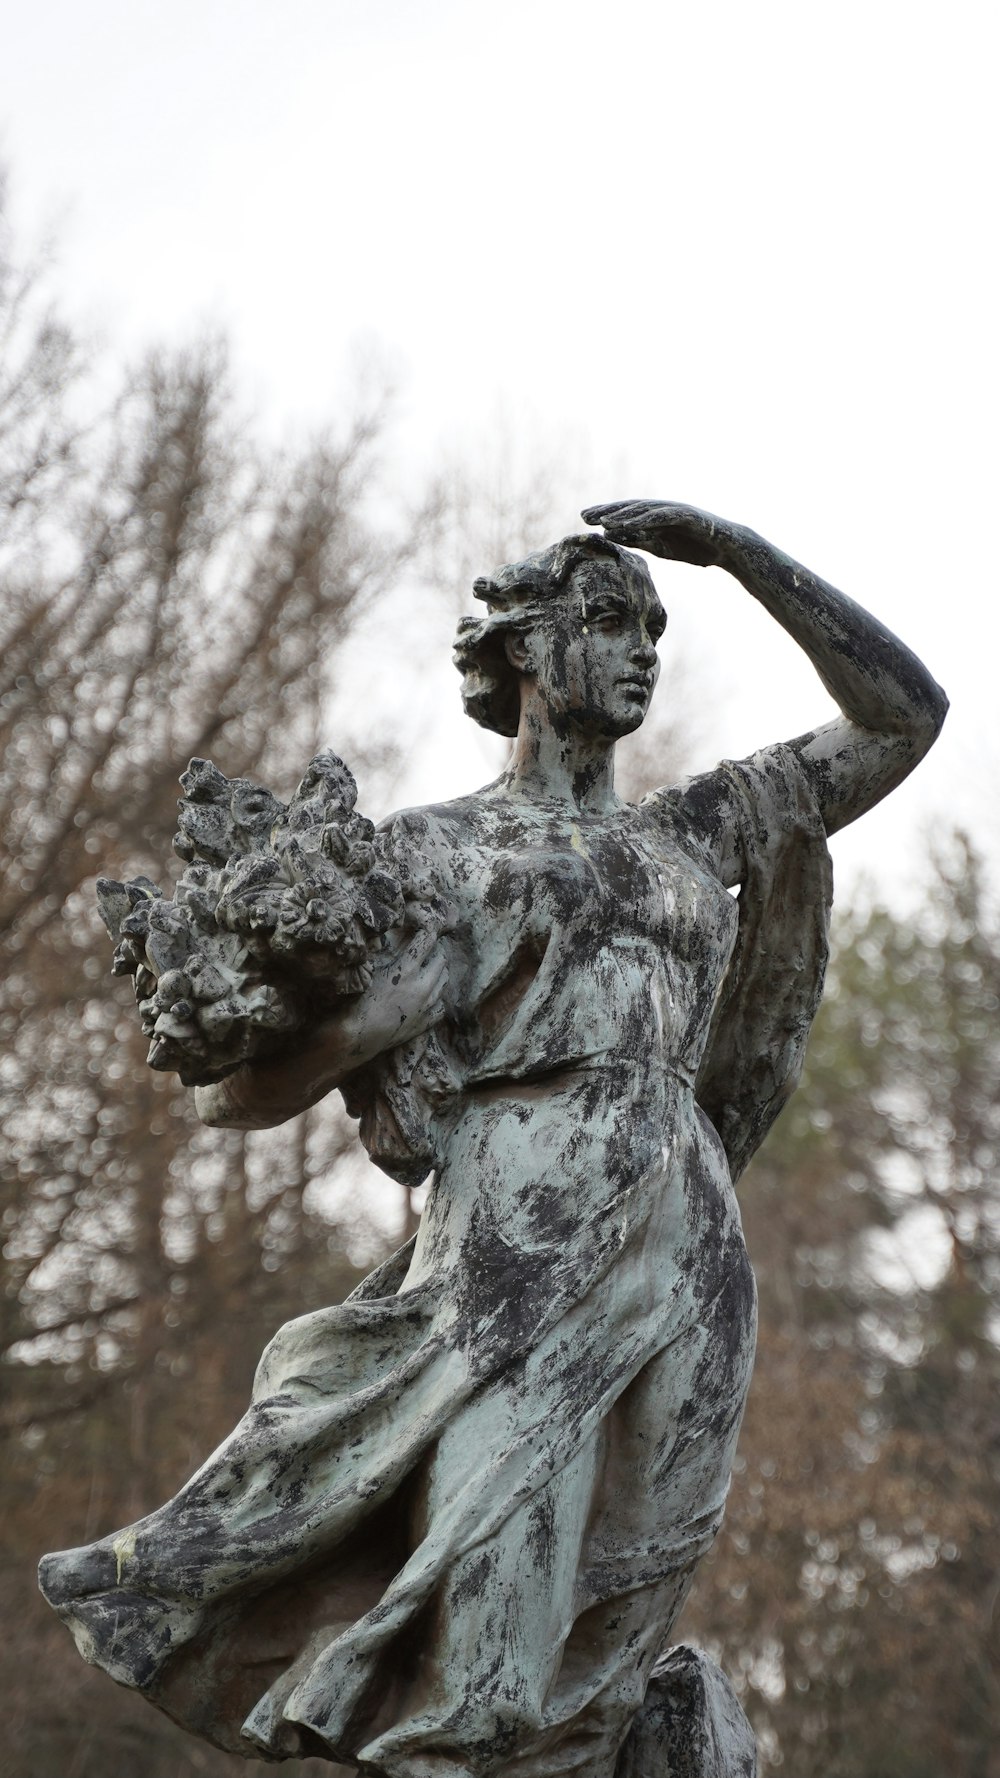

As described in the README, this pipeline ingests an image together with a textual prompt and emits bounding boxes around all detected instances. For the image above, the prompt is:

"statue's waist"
[461,1051,697,1094]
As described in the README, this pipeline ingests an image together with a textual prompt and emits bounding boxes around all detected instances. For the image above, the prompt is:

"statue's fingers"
[602,523,661,548]
[424,954,449,994]
[404,925,437,962]
[582,500,659,526]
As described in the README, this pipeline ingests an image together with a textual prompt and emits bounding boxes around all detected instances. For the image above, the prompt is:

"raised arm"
[583,501,948,836]
[195,928,448,1130]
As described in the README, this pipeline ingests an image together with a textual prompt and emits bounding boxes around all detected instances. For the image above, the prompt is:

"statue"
[39,503,947,1776]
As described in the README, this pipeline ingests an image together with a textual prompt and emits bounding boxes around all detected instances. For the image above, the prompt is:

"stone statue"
[39,503,947,1776]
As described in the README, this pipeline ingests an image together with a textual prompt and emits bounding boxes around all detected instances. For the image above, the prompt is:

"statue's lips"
[618,676,653,697]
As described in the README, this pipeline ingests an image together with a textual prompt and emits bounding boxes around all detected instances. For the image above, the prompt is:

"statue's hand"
[582,500,743,569]
[344,926,449,1063]
[193,929,449,1129]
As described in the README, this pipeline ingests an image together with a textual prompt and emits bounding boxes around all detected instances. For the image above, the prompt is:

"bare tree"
[0,171,422,1771]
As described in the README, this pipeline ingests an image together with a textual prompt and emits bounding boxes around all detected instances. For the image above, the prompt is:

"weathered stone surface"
[39,504,947,1774]
[95,750,446,1086]
[616,1646,757,1778]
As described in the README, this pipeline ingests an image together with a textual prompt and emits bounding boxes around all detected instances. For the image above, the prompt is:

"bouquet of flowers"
[96,751,442,1086]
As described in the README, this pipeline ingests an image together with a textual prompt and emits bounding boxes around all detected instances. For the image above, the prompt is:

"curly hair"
[453,534,659,737]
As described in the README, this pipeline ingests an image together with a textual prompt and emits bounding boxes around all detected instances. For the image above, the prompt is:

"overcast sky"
[2,0,996,901]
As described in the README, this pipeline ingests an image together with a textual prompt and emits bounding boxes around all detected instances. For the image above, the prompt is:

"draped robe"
[39,745,831,1775]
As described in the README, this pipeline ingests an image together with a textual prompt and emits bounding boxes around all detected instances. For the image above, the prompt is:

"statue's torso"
[404,789,740,1090]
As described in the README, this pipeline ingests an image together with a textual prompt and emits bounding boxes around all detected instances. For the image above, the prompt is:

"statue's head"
[454,534,665,740]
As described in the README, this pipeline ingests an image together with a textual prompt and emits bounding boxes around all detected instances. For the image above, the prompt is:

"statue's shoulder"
[637,763,760,893]
[637,765,738,847]
[639,744,827,876]
[377,791,491,854]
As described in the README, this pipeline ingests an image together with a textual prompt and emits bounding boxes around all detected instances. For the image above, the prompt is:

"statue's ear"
[504,630,534,673]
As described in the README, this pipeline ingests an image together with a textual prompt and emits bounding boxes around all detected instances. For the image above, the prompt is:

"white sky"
[2,0,997,903]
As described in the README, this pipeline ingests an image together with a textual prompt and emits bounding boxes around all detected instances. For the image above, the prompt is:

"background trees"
[681,839,1000,1776]
[1,195,996,1776]
[0,207,411,1774]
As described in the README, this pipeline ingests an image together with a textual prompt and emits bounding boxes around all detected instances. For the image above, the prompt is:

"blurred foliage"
[1,185,996,1776]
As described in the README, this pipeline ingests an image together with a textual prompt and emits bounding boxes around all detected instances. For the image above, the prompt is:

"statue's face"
[521,560,665,739]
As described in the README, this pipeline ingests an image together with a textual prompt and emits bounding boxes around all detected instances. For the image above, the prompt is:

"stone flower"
[96,748,441,1083]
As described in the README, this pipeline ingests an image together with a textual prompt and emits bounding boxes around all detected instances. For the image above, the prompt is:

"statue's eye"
[589,607,625,631]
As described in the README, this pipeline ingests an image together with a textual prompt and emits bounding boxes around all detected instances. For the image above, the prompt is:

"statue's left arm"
[195,927,448,1130]
[584,501,948,835]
